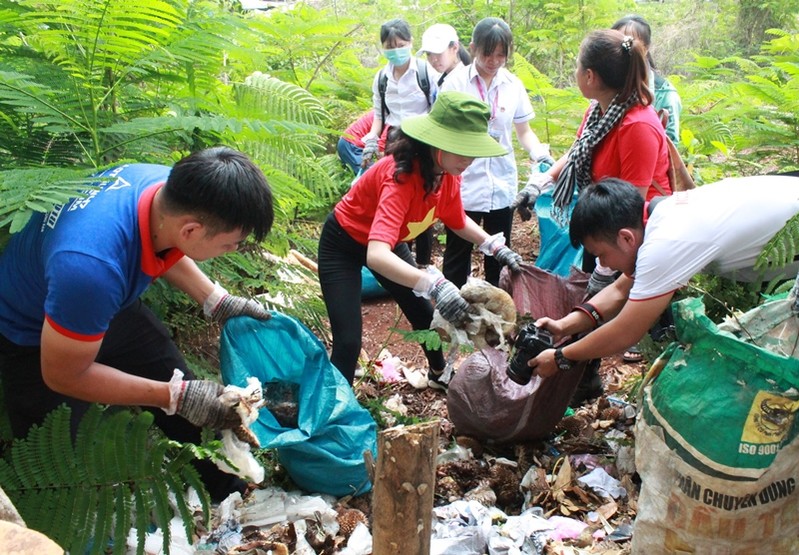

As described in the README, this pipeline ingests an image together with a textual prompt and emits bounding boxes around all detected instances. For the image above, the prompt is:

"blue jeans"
[337,138,363,175]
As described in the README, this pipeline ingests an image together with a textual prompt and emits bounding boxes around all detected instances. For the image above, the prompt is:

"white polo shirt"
[440,63,535,212]
[371,57,439,128]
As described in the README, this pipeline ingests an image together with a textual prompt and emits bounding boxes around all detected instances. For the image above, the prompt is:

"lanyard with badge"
[475,77,501,143]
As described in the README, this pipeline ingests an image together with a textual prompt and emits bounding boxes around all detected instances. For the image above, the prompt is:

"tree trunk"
[371,420,439,555]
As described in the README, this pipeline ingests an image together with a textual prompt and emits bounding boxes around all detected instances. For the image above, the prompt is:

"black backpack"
[377,59,432,123]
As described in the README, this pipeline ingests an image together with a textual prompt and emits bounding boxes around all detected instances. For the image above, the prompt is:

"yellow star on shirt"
[402,207,436,242]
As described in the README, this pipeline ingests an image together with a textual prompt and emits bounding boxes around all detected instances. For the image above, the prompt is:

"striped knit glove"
[492,246,522,273]
[430,278,471,326]
[175,380,241,430]
[204,284,269,325]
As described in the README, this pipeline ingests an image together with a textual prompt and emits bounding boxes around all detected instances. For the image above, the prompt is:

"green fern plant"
[756,212,799,272]
[0,404,210,555]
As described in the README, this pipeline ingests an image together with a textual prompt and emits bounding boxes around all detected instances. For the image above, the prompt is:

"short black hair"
[162,146,274,242]
[471,17,513,58]
[380,19,412,46]
[569,178,644,247]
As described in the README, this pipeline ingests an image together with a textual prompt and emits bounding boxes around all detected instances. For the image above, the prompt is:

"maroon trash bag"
[447,263,590,442]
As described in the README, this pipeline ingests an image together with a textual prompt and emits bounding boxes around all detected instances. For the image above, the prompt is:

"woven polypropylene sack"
[219,314,377,496]
[447,263,589,442]
[633,296,799,552]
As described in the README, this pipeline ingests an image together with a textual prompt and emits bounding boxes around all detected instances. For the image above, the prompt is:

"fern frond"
[237,72,329,125]
[22,0,183,80]
[0,168,99,234]
[0,405,210,555]
[0,70,88,134]
[756,212,799,270]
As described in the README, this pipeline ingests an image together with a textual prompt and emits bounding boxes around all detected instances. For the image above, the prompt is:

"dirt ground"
[350,216,645,554]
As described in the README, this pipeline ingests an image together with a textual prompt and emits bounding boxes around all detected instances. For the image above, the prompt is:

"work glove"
[492,246,523,273]
[478,232,522,273]
[530,143,556,169]
[361,137,379,168]
[430,278,471,326]
[586,265,618,299]
[511,173,555,221]
[204,283,270,325]
[174,379,242,430]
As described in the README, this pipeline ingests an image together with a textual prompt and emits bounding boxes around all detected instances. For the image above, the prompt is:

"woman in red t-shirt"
[318,92,521,388]
[515,29,670,219]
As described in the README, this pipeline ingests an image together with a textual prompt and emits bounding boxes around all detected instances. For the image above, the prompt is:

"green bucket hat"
[400,91,508,158]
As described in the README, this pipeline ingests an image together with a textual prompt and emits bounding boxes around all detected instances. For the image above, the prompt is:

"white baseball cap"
[418,24,459,55]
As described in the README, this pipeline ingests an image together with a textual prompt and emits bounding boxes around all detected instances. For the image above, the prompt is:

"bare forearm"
[162,257,215,305]
[45,361,172,409]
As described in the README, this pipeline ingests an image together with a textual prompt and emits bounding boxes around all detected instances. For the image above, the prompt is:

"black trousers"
[443,207,512,288]
[414,228,434,266]
[317,213,446,384]
[0,300,244,501]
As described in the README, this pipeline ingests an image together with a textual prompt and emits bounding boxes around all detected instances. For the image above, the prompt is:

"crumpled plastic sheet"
[431,500,555,555]
[125,488,203,554]
[576,467,627,500]
[194,487,340,552]
[215,377,266,483]
[545,515,588,542]
[430,279,516,354]
[337,522,372,555]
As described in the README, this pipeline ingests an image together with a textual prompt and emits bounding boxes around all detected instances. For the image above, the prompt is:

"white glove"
[530,143,555,167]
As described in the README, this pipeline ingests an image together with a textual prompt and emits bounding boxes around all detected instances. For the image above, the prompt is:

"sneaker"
[427,368,449,391]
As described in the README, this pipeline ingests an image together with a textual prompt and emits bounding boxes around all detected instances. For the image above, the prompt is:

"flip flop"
[622,345,644,363]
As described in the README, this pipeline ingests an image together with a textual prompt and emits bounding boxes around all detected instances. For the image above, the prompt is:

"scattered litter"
[577,468,626,500]
[402,365,429,389]
[215,377,266,483]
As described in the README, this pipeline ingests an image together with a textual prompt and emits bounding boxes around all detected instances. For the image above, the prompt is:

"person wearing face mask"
[418,23,472,87]
[317,92,523,390]
[440,17,552,288]
[360,18,439,169]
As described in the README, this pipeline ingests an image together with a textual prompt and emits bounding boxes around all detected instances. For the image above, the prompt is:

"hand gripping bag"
[446,263,589,442]
[219,314,377,496]
[634,296,799,553]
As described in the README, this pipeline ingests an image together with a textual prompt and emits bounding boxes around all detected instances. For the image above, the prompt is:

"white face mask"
[383,46,411,65]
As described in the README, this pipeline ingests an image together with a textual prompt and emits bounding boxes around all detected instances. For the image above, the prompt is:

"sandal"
[622,345,644,363]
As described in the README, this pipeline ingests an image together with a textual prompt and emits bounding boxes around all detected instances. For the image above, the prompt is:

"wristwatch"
[554,347,575,372]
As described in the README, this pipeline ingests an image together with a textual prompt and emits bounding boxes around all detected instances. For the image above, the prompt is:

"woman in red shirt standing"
[516,29,670,216]
[318,92,522,388]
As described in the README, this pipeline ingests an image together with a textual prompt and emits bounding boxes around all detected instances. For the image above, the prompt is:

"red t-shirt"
[579,103,671,200]
[334,155,467,247]
[341,111,389,151]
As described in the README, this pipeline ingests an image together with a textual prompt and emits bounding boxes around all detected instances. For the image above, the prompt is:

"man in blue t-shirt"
[0,146,274,501]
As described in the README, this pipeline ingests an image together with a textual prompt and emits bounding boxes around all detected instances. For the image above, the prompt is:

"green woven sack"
[641,296,799,480]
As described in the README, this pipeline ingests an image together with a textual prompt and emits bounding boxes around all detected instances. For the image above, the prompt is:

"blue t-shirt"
[0,163,184,346]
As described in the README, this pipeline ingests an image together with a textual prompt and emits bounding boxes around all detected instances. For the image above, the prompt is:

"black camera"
[506,322,554,385]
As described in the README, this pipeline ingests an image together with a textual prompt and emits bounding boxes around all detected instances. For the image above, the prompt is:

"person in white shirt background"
[361,18,439,167]
[440,17,552,288]
[418,23,472,87]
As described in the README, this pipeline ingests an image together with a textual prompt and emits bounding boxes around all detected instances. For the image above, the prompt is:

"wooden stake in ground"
[371,420,439,555]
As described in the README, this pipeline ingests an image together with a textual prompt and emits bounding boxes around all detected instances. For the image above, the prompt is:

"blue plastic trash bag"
[534,189,583,277]
[219,314,377,496]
